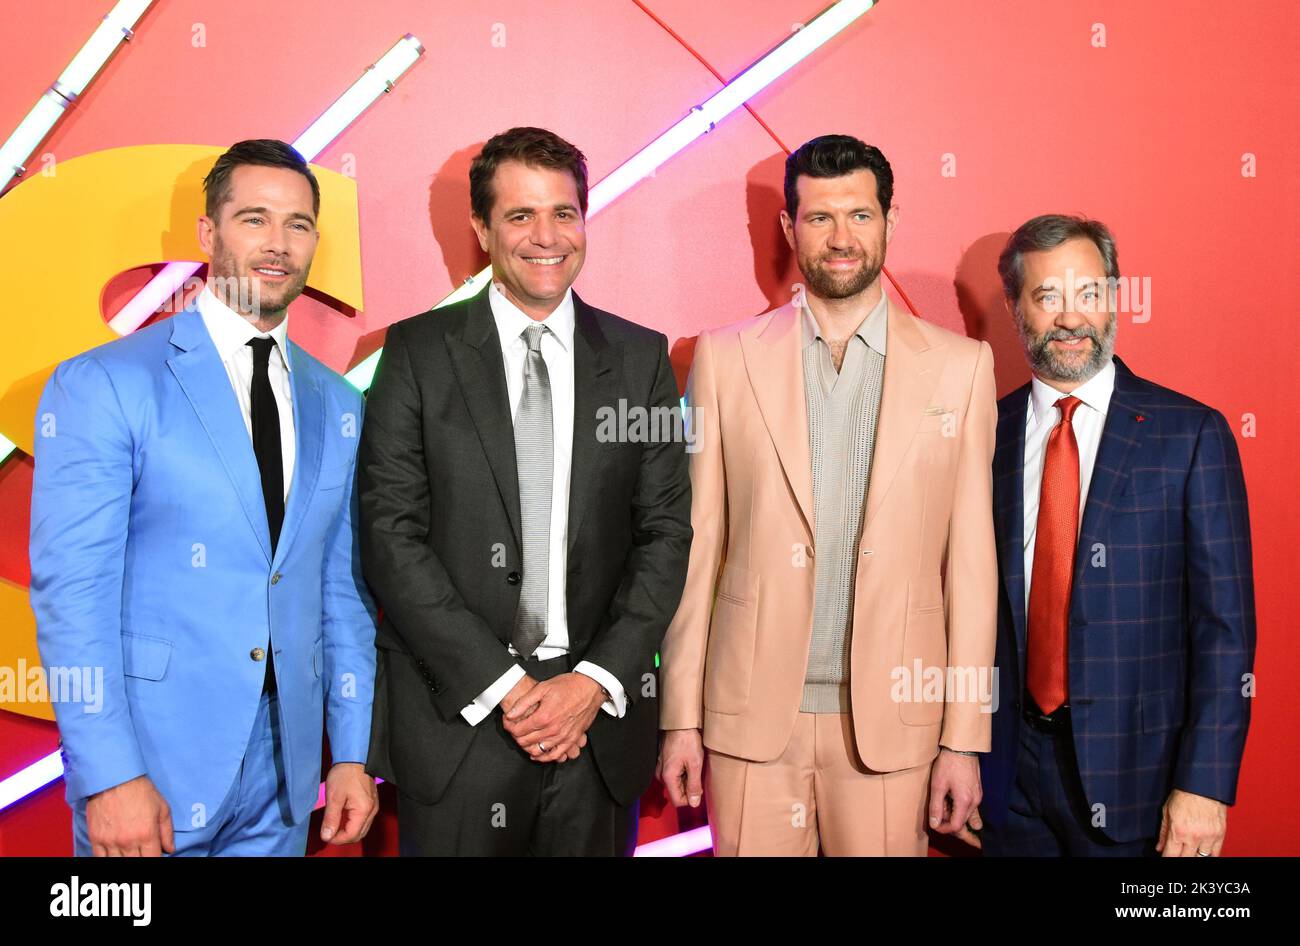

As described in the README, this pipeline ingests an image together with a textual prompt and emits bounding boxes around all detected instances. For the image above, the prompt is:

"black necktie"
[246,337,284,552]
[247,337,283,695]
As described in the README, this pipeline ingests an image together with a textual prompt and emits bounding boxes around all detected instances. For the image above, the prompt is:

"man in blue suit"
[978,214,1255,857]
[30,139,378,856]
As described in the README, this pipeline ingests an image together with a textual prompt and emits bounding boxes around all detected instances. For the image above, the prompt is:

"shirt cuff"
[461,664,526,726]
[574,661,626,718]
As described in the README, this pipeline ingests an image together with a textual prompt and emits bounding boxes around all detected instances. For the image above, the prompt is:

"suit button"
[506,571,521,585]
[250,647,266,662]
[271,572,282,585]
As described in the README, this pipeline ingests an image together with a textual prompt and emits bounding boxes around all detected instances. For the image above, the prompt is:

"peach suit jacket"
[661,297,998,771]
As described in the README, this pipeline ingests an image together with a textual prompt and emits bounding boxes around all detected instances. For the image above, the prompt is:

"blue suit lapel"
[274,343,323,570]
[995,385,1030,664]
[1073,356,1151,593]
[166,307,274,564]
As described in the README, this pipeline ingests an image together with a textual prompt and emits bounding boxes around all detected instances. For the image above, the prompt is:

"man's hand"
[504,672,604,763]
[85,775,174,857]
[500,673,584,762]
[500,673,539,718]
[1157,788,1228,857]
[657,729,705,808]
[320,763,379,845]
[928,749,983,848]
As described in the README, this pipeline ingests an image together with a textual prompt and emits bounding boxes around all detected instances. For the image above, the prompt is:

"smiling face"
[1010,236,1117,389]
[470,160,586,319]
[780,168,898,302]
[197,163,318,327]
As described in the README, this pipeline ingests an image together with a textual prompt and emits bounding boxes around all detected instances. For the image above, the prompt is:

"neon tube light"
[0,750,62,811]
[0,0,154,194]
[634,825,713,857]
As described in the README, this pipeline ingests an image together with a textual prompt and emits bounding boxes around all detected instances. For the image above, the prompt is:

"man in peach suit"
[658,135,998,855]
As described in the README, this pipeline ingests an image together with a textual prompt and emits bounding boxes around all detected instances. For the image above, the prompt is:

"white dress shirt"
[195,285,294,502]
[460,282,626,725]
[1022,358,1116,606]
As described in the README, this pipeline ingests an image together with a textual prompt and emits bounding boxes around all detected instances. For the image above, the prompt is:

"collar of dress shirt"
[1029,355,1115,426]
[488,280,575,351]
[195,283,292,371]
[798,290,888,356]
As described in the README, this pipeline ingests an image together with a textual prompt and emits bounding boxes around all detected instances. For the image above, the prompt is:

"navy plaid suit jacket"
[979,356,1255,843]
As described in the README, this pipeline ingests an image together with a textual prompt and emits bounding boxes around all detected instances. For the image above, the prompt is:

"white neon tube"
[588,0,874,215]
[294,34,424,160]
[0,0,154,193]
[0,750,63,812]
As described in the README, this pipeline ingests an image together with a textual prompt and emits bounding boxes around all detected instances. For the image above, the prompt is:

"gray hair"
[997,214,1120,304]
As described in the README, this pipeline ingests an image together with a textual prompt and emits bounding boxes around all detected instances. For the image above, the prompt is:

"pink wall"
[1,0,1296,855]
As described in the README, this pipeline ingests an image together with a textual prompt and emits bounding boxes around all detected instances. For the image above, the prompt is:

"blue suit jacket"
[980,356,1255,843]
[29,305,377,831]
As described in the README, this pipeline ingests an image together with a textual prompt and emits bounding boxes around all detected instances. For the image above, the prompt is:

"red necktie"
[1026,395,1081,715]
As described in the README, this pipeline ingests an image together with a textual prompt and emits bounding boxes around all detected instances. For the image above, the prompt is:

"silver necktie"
[512,322,552,657]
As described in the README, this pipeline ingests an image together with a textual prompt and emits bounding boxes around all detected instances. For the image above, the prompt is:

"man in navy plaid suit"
[978,214,1255,856]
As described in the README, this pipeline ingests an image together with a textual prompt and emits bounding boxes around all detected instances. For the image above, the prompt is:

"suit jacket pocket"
[704,564,760,715]
[1116,480,1172,515]
[916,409,955,433]
[899,576,946,726]
[122,633,173,681]
[1121,477,1172,497]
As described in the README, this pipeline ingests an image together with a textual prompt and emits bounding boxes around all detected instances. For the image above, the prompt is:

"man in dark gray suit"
[358,127,692,856]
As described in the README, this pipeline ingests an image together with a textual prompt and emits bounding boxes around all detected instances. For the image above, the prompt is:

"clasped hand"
[502,672,605,763]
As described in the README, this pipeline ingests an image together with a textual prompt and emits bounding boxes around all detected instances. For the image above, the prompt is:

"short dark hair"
[784,134,893,218]
[469,126,588,223]
[997,214,1120,303]
[202,139,320,222]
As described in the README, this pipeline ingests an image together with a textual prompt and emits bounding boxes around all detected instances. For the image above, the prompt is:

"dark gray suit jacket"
[358,283,692,807]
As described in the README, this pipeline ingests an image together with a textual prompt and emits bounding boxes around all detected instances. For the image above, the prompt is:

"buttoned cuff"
[461,664,526,726]
[574,661,626,718]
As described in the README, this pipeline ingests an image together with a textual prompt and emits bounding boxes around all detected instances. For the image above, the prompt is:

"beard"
[796,236,885,301]
[208,235,309,319]
[1018,308,1117,384]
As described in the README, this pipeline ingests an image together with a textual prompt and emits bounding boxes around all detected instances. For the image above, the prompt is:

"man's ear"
[779,209,796,253]
[197,215,214,256]
[884,203,901,244]
[1002,293,1018,323]
[470,214,490,253]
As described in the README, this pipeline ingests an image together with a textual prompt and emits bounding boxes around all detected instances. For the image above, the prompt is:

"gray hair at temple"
[997,214,1120,308]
